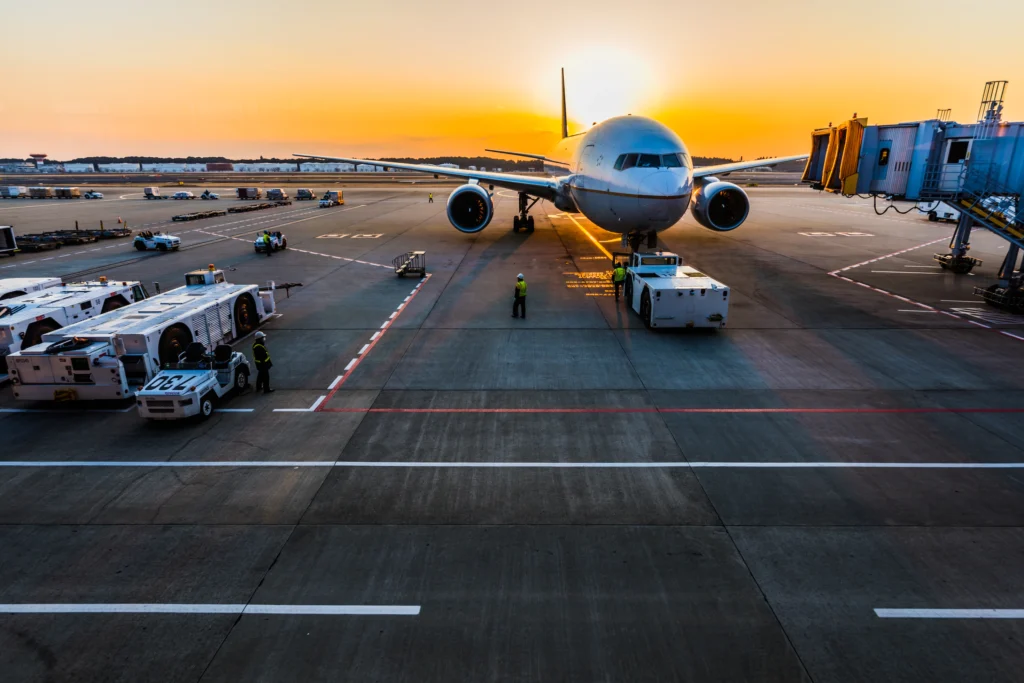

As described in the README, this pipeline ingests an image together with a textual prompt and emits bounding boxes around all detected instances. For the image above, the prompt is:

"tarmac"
[1,183,1023,682]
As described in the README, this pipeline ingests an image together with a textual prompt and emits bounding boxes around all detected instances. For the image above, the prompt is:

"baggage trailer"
[623,251,729,329]
[0,279,146,377]
[0,277,63,301]
[0,187,28,199]
[55,187,81,199]
[0,226,17,257]
[7,267,276,402]
[29,187,55,199]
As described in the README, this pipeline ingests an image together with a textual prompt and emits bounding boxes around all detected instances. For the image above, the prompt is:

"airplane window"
[620,153,638,170]
[637,154,660,168]
[661,154,682,168]
[613,154,626,170]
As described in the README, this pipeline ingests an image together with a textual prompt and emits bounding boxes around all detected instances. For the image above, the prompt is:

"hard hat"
[517,273,524,279]
[255,331,266,339]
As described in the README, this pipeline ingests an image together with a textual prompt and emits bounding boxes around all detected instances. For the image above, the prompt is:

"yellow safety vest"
[516,280,527,296]
[613,267,626,282]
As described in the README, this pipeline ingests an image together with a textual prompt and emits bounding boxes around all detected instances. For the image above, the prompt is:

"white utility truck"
[133,231,181,251]
[319,190,344,208]
[0,279,147,376]
[137,342,251,419]
[7,266,275,402]
[0,277,63,300]
[623,251,729,329]
[254,231,287,253]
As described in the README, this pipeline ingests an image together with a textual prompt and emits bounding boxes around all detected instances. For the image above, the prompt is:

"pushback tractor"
[7,266,275,402]
[0,277,62,300]
[137,342,251,420]
[623,251,729,329]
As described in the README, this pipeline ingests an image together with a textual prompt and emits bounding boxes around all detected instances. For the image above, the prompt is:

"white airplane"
[297,70,806,251]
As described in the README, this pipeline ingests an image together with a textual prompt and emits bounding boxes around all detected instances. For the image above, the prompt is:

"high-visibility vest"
[516,280,527,296]
[253,342,270,366]
[613,267,626,282]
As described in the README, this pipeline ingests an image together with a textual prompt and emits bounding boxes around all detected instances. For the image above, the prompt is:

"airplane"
[297,69,807,251]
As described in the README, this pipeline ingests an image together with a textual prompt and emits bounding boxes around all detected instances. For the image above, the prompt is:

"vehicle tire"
[157,243,167,251]
[22,319,59,348]
[234,367,249,393]
[527,216,535,232]
[624,277,633,304]
[199,393,215,419]
[513,216,520,233]
[158,323,192,366]
[101,294,129,313]
[134,240,146,251]
[640,289,653,329]
[928,211,938,222]
[233,293,258,336]
[281,239,287,250]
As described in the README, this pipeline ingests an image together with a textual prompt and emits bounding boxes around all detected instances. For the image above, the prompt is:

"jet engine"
[690,179,749,232]
[446,184,493,233]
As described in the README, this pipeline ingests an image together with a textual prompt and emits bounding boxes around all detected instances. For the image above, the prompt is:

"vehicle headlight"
[179,398,193,406]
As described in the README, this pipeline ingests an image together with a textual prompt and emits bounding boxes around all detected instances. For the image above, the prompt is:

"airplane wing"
[294,153,560,200]
[693,154,808,178]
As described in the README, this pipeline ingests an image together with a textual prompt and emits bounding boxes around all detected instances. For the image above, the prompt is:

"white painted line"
[358,344,370,355]
[0,603,420,616]
[898,310,938,313]
[403,296,411,303]
[969,320,991,328]
[941,300,983,303]
[309,395,327,411]
[1001,331,1024,341]
[370,332,380,341]
[4,461,1023,469]
[875,609,1024,619]
[213,408,254,413]
[328,375,344,390]
[870,270,944,275]
[904,265,942,268]
[388,312,398,319]
[271,409,315,413]
[39,257,54,261]
[380,321,389,329]
[343,359,357,371]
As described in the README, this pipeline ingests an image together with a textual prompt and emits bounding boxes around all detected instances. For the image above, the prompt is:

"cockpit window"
[661,154,682,167]
[637,154,660,168]
[615,152,692,171]
[619,153,638,170]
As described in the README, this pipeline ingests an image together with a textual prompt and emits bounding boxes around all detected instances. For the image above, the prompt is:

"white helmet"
[517,273,524,279]
[255,331,266,339]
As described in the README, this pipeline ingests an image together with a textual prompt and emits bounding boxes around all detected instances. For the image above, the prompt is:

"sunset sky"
[2,0,1023,161]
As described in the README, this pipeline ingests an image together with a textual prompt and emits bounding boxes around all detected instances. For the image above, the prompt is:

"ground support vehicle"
[0,226,17,257]
[144,187,167,200]
[16,236,61,252]
[0,277,62,300]
[393,251,426,277]
[1,187,28,199]
[39,231,98,246]
[29,187,55,199]
[133,231,181,251]
[236,187,263,200]
[173,191,195,200]
[84,191,104,199]
[200,190,220,200]
[319,190,344,207]
[254,231,287,253]
[296,189,316,200]
[622,251,730,329]
[55,187,81,199]
[172,210,227,222]
[8,267,276,402]
[267,188,289,201]
[137,343,250,419]
[0,279,146,377]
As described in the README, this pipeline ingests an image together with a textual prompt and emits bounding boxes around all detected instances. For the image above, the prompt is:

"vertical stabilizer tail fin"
[561,68,569,139]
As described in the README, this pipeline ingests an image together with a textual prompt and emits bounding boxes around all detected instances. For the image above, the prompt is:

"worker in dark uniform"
[263,231,272,257]
[428,193,434,203]
[512,273,527,319]
[252,331,274,393]
[611,262,627,301]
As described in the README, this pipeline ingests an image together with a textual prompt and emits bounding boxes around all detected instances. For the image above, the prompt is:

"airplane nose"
[638,171,687,222]
[639,171,677,198]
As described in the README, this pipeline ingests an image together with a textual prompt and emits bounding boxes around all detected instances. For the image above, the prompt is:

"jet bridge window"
[947,140,970,164]
[877,148,890,166]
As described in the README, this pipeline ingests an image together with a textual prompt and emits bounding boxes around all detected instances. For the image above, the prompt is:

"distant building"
[439,163,458,169]
[299,162,354,172]
[97,163,141,173]
[63,163,96,173]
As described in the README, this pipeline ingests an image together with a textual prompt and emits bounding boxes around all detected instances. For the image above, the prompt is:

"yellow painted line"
[562,213,614,260]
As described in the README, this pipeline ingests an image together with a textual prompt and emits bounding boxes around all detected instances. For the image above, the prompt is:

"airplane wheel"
[646,231,658,249]
[513,216,521,233]
[640,289,653,329]
[527,216,535,232]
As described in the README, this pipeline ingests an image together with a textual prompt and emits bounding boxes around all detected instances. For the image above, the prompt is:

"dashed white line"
[358,344,370,355]
[0,603,420,616]
[875,609,1024,620]
[344,359,357,371]
[329,375,344,390]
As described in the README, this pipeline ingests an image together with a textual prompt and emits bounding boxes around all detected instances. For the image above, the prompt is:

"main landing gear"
[512,192,538,233]
[622,230,659,252]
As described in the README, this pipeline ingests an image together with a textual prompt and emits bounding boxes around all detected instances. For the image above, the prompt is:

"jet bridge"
[803,82,1024,309]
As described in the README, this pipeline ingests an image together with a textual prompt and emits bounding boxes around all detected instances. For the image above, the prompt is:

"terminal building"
[803,81,1024,309]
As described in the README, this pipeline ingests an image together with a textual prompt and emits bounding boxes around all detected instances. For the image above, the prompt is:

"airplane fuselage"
[543,116,695,234]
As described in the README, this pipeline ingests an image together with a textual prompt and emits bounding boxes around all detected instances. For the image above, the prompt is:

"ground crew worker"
[263,231,272,257]
[252,331,274,393]
[428,193,434,203]
[512,273,527,319]
[612,262,627,301]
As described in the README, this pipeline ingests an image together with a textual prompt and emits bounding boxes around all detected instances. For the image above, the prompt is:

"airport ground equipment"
[83,191,104,199]
[296,188,316,200]
[804,81,1024,296]
[0,226,17,257]
[227,201,289,214]
[0,187,28,199]
[7,266,276,402]
[144,187,167,200]
[623,251,729,329]
[393,251,426,277]
[35,230,97,246]
[133,231,181,251]
[136,342,250,420]
[0,279,146,374]
[200,190,220,200]
[173,191,195,200]
[0,277,62,300]
[254,231,287,253]
[319,190,344,207]
[236,187,263,200]
[16,235,61,252]
[55,187,81,199]
[29,187,55,199]
[267,188,289,201]
[918,200,960,222]
[172,209,227,222]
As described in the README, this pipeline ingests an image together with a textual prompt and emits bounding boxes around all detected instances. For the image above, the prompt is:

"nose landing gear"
[622,230,659,252]
[513,192,539,233]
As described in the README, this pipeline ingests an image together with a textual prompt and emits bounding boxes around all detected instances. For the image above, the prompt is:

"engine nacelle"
[690,180,749,232]
[446,184,493,233]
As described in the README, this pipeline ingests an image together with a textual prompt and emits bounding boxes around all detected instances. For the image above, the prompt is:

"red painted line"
[316,274,432,411]
[317,407,1024,415]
